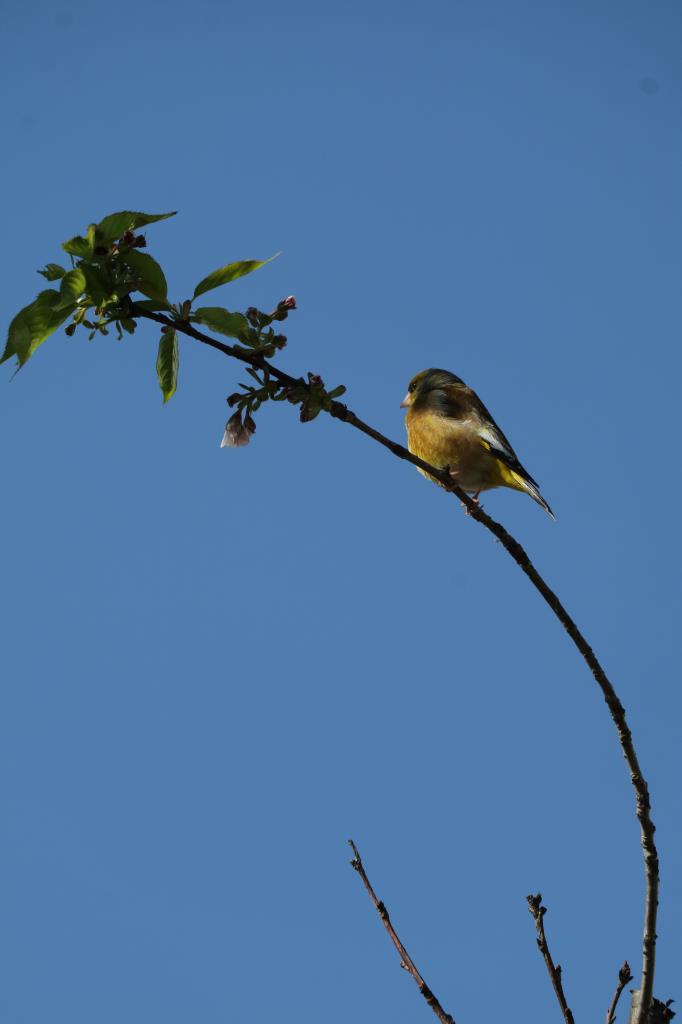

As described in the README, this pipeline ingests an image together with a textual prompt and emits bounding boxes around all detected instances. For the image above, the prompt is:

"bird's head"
[400,368,464,408]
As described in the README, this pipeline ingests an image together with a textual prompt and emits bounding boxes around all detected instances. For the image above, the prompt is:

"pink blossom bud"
[220,411,252,448]
[271,295,298,322]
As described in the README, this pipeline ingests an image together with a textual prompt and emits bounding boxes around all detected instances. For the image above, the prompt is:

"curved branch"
[131,303,660,1022]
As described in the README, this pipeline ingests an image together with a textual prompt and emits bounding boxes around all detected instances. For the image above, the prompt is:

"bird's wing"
[464,388,541,489]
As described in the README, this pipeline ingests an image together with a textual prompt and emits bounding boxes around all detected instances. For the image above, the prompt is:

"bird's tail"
[510,470,555,519]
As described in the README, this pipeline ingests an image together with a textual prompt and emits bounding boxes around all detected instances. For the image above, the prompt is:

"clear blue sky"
[2,2,680,1021]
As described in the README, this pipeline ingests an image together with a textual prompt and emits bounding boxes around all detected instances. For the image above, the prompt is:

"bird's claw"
[463,493,483,516]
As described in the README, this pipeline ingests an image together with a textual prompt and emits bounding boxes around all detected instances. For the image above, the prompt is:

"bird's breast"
[405,409,497,490]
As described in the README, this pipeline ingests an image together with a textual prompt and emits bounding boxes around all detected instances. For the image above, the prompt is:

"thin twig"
[131,304,660,1022]
[606,961,633,1024]
[526,893,575,1024]
[348,840,456,1024]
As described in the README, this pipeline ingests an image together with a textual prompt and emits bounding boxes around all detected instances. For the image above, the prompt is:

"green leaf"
[193,306,249,340]
[80,264,113,306]
[193,254,279,299]
[38,263,67,281]
[59,268,87,307]
[62,234,93,258]
[96,210,176,243]
[156,330,178,403]
[125,250,168,299]
[1,290,75,367]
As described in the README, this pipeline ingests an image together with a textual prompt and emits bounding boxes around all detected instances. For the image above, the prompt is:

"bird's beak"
[400,392,411,408]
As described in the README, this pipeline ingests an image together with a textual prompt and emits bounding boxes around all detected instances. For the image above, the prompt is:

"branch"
[131,303,661,1022]
[527,893,575,1024]
[607,961,633,1024]
[628,991,675,1024]
[348,840,456,1024]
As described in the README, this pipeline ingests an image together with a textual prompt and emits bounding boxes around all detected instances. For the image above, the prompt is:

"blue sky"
[1,2,681,1021]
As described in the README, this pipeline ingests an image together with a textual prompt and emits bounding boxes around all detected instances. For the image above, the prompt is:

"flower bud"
[271,295,297,321]
[220,411,252,448]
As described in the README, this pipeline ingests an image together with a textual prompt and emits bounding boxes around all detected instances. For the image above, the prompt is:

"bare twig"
[131,303,661,1022]
[348,840,456,1024]
[526,893,575,1024]
[607,961,633,1024]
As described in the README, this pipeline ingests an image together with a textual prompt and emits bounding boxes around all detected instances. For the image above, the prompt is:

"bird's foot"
[463,492,483,516]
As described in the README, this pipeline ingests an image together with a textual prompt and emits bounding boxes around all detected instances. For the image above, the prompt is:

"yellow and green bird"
[401,368,554,518]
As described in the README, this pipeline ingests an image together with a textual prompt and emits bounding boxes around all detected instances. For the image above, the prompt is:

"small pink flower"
[220,411,252,448]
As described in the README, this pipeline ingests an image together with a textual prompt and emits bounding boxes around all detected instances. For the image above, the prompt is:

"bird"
[401,368,554,518]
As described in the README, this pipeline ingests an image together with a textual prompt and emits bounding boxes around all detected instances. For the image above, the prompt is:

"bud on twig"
[271,295,297,321]
[619,961,633,986]
[220,411,252,448]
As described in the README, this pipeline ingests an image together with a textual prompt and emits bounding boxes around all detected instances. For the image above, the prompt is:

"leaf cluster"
[3,208,346,438]
[2,210,276,398]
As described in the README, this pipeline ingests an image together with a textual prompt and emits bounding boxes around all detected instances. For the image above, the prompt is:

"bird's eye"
[408,382,416,393]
